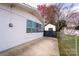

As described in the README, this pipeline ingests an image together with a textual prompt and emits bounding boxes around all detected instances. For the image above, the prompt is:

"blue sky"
[62,3,79,10]
[72,3,79,10]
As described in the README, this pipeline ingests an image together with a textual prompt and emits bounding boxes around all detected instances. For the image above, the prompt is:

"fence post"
[75,35,78,56]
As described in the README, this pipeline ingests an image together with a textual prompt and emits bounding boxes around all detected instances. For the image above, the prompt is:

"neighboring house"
[66,12,79,28]
[64,12,79,35]
[0,3,44,52]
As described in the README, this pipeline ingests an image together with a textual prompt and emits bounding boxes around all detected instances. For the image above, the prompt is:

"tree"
[37,4,60,25]
[56,20,66,32]
[37,3,75,55]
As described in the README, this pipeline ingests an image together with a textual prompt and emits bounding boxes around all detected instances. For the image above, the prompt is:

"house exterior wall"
[0,4,43,52]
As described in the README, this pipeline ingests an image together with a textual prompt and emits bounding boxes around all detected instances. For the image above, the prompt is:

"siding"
[0,4,43,52]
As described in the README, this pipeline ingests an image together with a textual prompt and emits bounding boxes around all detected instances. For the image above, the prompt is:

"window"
[32,22,36,32]
[36,23,39,32]
[27,20,32,33]
[27,20,32,28]
[36,23,43,32]
[26,19,43,33]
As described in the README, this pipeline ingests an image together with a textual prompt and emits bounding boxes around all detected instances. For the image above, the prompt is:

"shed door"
[49,28,53,31]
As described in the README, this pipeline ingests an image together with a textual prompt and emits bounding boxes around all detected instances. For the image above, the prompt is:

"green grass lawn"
[59,35,79,56]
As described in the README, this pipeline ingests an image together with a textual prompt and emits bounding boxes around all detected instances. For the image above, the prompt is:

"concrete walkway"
[0,37,59,56]
[19,37,59,56]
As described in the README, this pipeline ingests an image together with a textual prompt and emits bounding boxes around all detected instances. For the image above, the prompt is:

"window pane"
[32,22,36,29]
[32,28,36,32]
[38,24,41,32]
[27,28,32,33]
[35,23,37,32]
[27,20,32,28]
